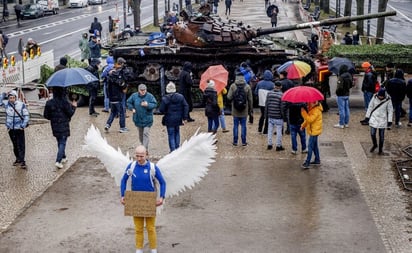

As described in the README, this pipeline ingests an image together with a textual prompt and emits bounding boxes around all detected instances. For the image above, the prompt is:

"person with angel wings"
[83,125,217,253]
[120,145,166,253]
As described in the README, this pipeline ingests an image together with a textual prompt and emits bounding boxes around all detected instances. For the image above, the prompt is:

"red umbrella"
[199,65,229,93]
[281,86,324,103]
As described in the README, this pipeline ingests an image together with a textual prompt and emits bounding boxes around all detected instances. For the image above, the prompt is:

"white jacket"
[365,94,393,129]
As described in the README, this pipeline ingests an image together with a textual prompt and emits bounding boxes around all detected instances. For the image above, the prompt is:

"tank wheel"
[68,93,87,107]
[142,63,161,81]
[165,65,182,81]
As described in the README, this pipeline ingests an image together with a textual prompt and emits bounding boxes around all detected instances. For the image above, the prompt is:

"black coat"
[44,96,76,138]
[159,92,189,127]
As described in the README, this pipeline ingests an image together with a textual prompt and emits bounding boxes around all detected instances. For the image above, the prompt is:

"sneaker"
[301,162,310,170]
[242,143,248,146]
[104,125,110,132]
[395,122,402,128]
[407,122,412,127]
[222,129,229,133]
[291,150,297,155]
[61,158,68,164]
[102,109,109,113]
[119,127,129,133]
[136,249,143,253]
[267,145,273,150]
[333,124,344,129]
[232,143,238,146]
[20,162,27,169]
[344,124,349,128]
[13,160,21,166]
[90,112,99,117]
[55,162,63,169]
[301,149,308,153]
[310,161,321,165]
[151,249,157,253]
[275,146,285,151]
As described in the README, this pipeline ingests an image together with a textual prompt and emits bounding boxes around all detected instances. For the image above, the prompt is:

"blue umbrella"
[327,57,355,75]
[45,68,99,87]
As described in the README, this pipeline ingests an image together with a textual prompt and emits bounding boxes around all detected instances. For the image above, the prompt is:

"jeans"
[103,82,109,111]
[137,126,150,150]
[290,124,306,152]
[133,216,157,250]
[267,118,283,146]
[167,126,180,152]
[363,91,373,111]
[337,96,350,125]
[370,127,385,146]
[305,135,320,163]
[106,102,125,128]
[258,106,268,133]
[392,100,402,125]
[219,109,227,130]
[56,136,68,163]
[233,116,247,144]
[207,116,219,132]
[8,129,25,163]
[409,99,412,123]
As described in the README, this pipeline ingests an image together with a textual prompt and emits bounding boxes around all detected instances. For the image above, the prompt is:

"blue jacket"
[4,100,30,129]
[127,91,157,128]
[120,160,166,198]
[255,70,274,106]
[88,40,101,58]
[159,92,189,127]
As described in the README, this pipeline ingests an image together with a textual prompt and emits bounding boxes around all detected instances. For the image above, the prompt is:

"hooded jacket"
[301,102,323,136]
[255,70,274,107]
[159,92,189,127]
[43,88,76,137]
[365,93,393,129]
[5,99,30,129]
[227,75,253,117]
[386,69,406,103]
[336,65,353,96]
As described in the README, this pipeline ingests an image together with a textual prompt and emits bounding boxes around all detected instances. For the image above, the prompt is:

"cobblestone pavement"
[0,0,411,252]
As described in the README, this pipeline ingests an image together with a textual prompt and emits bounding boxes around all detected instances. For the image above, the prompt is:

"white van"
[37,0,59,15]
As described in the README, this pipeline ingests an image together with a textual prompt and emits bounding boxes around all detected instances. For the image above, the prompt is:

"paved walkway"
[0,1,411,252]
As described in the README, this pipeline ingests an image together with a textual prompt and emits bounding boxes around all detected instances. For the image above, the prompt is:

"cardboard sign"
[124,191,157,217]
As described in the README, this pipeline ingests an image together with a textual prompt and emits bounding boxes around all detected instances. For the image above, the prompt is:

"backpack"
[3,34,8,46]
[233,84,247,111]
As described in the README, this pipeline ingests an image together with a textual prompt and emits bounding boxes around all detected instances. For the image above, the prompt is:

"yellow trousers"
[133,216,157,249]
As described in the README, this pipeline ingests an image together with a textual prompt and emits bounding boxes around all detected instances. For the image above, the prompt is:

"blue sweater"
[126,92,157,128]
[120,161,166,198]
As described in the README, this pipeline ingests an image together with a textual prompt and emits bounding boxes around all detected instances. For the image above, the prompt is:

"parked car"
[37,0,59,15]
[88,0,107,5]
[22,4,44,19]
[68,0,88,8]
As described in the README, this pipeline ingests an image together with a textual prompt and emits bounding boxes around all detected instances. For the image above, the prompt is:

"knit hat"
[377,88,386,97]
[138,84,147,90]
[8,90,17,98]
[60,57,68,66]
[207,80,215,88]
[274,81,282,88]
[166,82,176,93]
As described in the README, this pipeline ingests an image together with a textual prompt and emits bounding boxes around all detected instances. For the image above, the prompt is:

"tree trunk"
[356,0,364,35]
[133,0,141,30]
[321,0,330,14]
[342,0,352,27]
[153,0,159,27]
[375,0,388,44]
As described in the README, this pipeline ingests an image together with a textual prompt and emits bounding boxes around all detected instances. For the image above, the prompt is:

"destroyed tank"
[111,8,396,104]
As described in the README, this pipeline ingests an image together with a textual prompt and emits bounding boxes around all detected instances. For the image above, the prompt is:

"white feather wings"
[82,125,217,199]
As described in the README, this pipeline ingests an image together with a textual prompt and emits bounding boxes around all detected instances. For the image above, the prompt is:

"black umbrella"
[328,57,355,75]
[45,68,98,87]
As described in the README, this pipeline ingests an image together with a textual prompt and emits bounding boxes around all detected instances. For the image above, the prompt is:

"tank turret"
[172,10,397,47]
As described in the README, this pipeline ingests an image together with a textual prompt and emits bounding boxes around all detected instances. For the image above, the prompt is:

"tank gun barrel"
[257,11,397,36]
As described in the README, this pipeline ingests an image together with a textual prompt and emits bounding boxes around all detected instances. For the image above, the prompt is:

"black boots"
[370,135,377,152]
